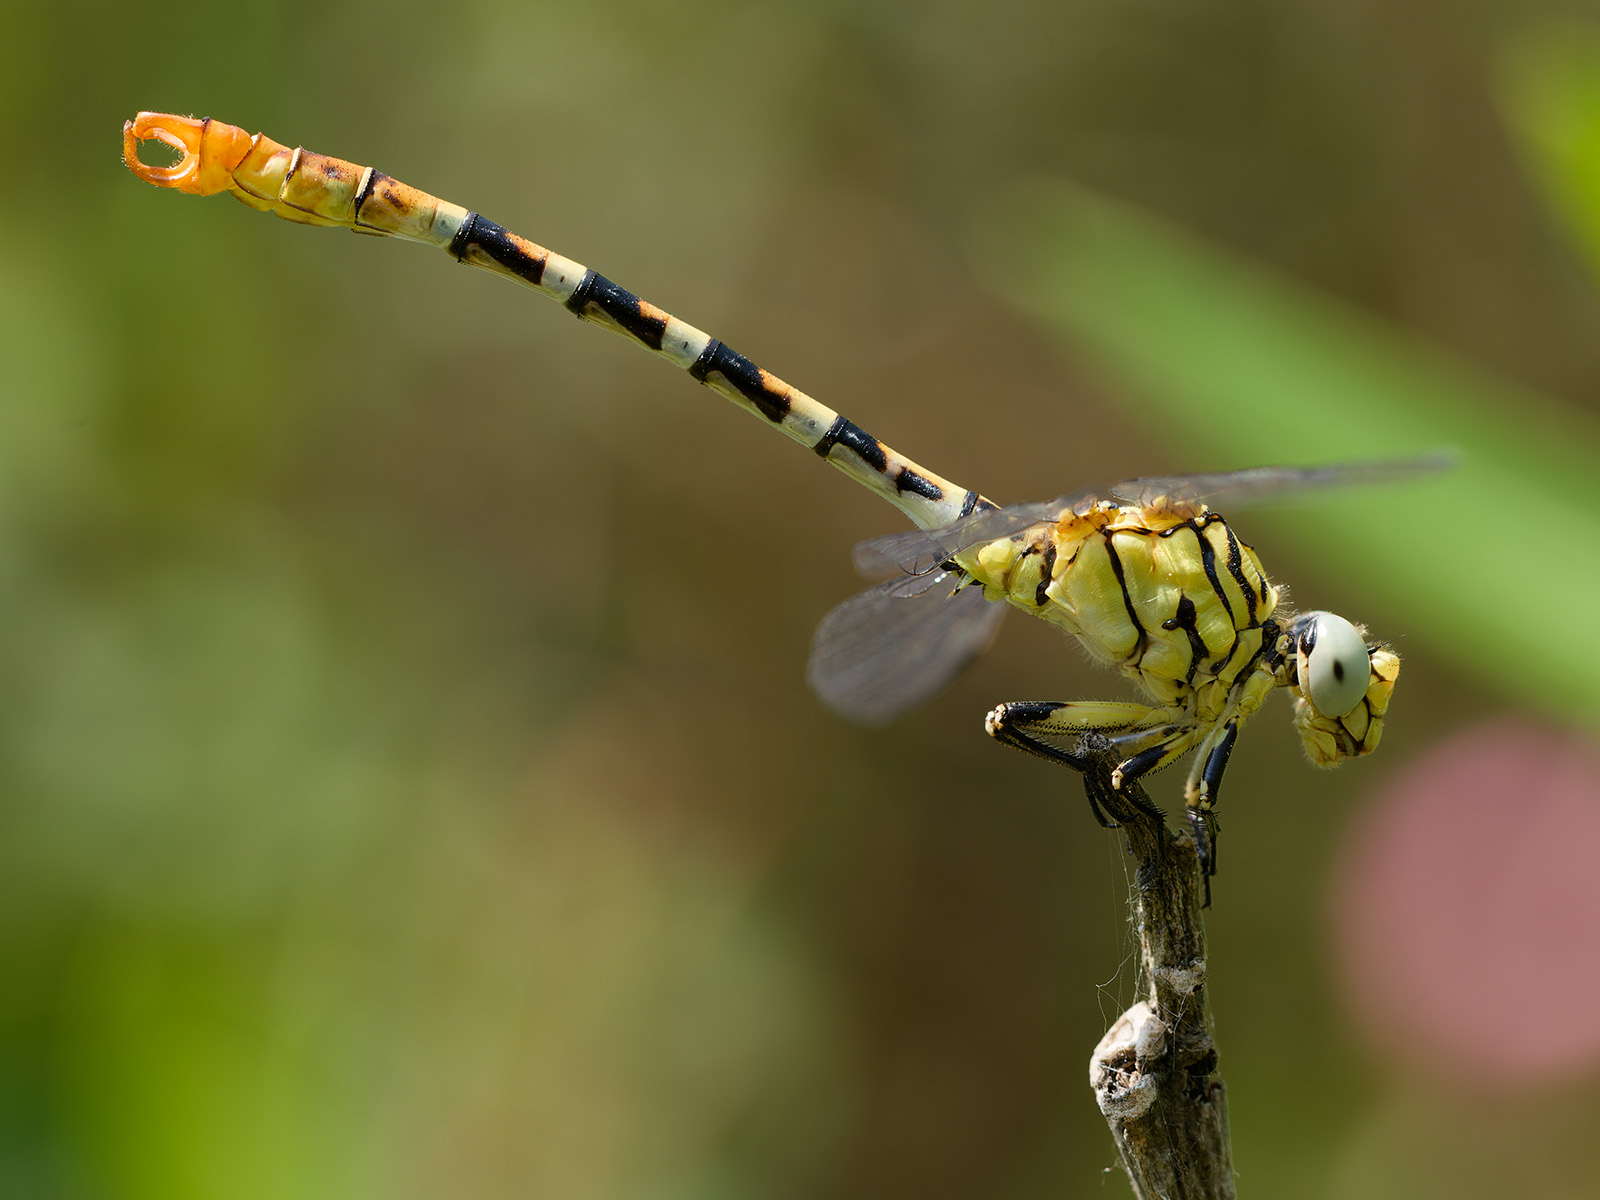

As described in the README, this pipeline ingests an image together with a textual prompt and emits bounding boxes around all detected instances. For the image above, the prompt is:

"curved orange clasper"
[122,112,254,196]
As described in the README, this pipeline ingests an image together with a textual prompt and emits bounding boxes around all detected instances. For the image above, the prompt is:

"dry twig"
[1078,737,1234,1199]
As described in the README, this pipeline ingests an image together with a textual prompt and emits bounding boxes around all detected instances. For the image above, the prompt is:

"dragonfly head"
[1283,611,1398,766]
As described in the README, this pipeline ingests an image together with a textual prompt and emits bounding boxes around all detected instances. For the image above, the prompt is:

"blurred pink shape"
[1331,719,1600,1089]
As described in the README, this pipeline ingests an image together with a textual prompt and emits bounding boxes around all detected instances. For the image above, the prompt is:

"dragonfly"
[122,111,1442,883]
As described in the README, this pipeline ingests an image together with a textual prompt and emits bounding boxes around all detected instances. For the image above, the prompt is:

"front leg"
[1183,720,1239,891]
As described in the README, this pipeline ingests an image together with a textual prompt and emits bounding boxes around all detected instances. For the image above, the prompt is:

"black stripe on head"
[449,214,548,287]
[1222,523,1259,625]
[688,340,790,423]
[564,272,667,351]
[894,467,944,500]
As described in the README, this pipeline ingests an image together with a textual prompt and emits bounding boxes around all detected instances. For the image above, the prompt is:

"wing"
[1108,450,1456,511]
[806,573,1007,726]
[851,451,1453,582]
[852,487,1105,579]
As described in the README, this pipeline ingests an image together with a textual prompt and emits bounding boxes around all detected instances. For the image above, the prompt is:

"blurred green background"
[6,0,1600,1196]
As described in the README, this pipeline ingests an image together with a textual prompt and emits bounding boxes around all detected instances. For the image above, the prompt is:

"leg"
[1185,807,1219,909]
[985,700,1171,824]
[1184,720,1239,893]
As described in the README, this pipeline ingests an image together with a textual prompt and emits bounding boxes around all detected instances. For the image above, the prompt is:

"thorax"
[954,501,1282,715]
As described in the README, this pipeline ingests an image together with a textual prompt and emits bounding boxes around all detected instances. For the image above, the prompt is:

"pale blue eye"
[1303,612,1370,717]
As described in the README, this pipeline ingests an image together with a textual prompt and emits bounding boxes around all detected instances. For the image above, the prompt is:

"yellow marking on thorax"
[961,503,1285,711]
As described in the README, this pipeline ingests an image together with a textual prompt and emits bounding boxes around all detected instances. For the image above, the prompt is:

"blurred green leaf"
[979,182,1600,723]
[1500,22,1600,281]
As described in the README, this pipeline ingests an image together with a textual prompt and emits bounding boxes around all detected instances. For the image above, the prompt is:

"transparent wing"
[806,574,1007,726]
[852,452,1454,582]
[852,487,1104,579]
[1108,450,1456,511]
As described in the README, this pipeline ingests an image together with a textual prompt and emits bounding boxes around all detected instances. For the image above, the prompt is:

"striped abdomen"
[120,113,986,534]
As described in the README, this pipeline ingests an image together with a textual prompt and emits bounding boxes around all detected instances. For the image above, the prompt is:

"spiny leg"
[978,701,1233,902]
[1182,720,1239,901]
[985,701,1112,826]
[985,700,1171,825]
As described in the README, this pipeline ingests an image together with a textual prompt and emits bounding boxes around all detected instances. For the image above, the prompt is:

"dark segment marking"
[833,421,888,471]
[894,467,944,500]
[1000,701,1068,726]
[449,213,548,287]
[351,168,384,223]
[812,415,847,457]
[1161,593,1208,684]
[1035,543,1057,608]
[810,418,888,472]
[1117,744,1170,784]
[1222,524,1259,626]
[447,212,479,259]
[1101,531,1147,656]
[1002,701,1067,722]
[563,268,599,314]
[689,340,790,423]
[958,490,982,520]
[1200,721,1239,808]
[564,272,667,352]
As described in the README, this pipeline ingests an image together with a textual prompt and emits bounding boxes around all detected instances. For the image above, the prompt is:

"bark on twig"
[1079,739,1234,1199]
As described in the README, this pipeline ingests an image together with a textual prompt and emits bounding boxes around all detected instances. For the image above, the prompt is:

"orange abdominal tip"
[121,112,253,197]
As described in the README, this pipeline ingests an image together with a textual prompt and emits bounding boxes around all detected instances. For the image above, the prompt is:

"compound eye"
[1301,612,1371,718]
